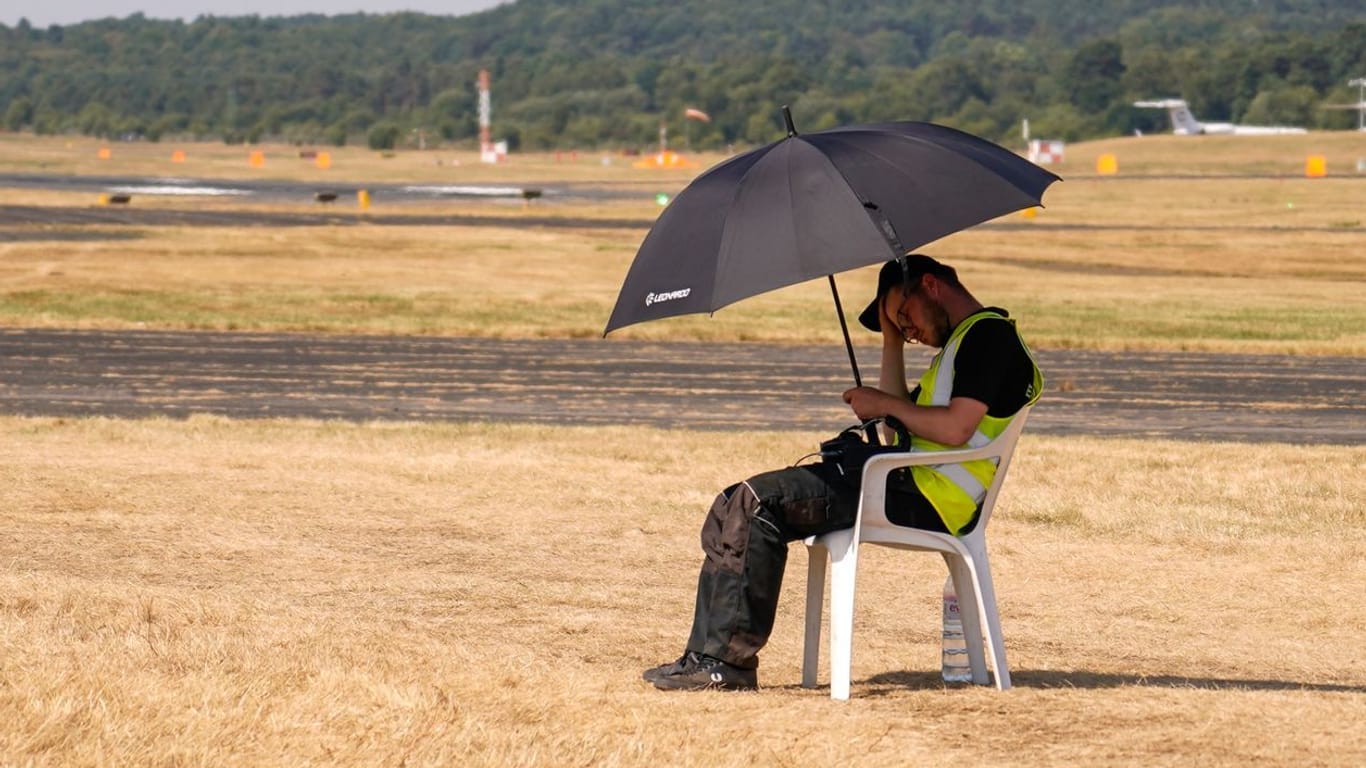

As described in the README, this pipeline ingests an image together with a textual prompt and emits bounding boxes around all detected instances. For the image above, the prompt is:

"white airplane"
[1322,101,1366,131]
[1133,99,1307,135]
[1321,78,1366,131]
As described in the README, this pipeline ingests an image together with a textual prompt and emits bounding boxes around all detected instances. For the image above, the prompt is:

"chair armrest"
[860,404,1032,479]
[861,442,1004,477]
[855,406,1032,529]
[857,442,1008,507]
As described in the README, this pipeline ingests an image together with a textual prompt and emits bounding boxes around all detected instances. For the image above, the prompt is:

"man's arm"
[846,290,987,447]
[843,388,988,447]
[875,291,909,397]
[875,294,910,442]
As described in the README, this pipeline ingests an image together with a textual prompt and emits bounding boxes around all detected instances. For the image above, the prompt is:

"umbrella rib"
[831,126,1023,177]
[709,142,789,312]
[835,126,1058,194]
[815,131,1054,250]
[778,140,887,285]
[784,140,804,276]
[811,138,911,257]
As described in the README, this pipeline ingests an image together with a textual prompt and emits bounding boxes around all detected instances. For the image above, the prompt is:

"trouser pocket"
[743,464,857,539]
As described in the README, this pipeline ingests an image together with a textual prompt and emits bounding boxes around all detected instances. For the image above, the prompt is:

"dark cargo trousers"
[685,462,945,670]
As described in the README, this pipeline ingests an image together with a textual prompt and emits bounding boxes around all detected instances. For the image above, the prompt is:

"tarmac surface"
[3,201,1364,238]
[0,171,639,203]
[2,328,1361,444]
[4,174,1360,444]
[3,170,1363,236]
[0,203,656,233]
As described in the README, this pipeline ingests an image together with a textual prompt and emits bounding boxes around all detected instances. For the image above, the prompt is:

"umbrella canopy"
[604,115,1060,338]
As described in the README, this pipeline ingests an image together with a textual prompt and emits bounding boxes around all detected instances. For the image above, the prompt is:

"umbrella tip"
[782,105,797,137]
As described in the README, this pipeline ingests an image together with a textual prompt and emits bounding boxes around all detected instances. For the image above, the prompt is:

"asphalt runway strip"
[0,203,1361,237]
[1,329,1361,445]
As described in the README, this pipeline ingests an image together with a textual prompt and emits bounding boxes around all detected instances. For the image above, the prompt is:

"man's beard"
[923,297,953,348]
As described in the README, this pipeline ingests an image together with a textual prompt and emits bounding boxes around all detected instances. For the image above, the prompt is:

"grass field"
[1,417,1363,766]
[3,129,1365,182]
[2,215,1361,353]
[1,132,1364,766]
[1,134,1364,353]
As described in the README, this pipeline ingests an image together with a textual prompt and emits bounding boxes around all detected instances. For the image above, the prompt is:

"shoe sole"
[650,674,757,692]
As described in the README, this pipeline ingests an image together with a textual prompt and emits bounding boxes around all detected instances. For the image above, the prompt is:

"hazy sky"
[2,0,509,28]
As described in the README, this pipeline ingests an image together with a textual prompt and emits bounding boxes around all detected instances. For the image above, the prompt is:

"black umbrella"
[604,107,1060,386]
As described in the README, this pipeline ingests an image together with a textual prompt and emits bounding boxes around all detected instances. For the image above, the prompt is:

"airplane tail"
[1134,99,1203,134]
[1167,102,1203,135]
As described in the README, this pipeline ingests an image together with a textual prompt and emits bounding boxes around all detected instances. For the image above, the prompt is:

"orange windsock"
[684,107,711,123]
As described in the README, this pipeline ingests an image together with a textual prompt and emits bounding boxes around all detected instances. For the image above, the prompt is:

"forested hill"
[2,0,1363,150]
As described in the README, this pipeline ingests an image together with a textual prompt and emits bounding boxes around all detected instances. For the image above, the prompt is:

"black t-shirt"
[909,308,1037,418]
[889,308,1037,532]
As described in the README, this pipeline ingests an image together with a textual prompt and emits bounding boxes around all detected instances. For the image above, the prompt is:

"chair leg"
[825,527,859,700]
[947,556,990,686]
[972,554,1011,690]
[801,541,828,689]
[956,554,988,680]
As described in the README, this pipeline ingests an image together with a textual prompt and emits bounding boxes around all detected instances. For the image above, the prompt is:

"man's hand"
[842,386,898,422]
[844,388,990,447]
[878,290,906,344]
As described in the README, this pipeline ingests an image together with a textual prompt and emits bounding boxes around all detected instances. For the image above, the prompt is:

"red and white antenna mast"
[478,69,495,162]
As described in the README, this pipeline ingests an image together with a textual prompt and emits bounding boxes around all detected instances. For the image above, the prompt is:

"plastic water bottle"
[941,575,973,683]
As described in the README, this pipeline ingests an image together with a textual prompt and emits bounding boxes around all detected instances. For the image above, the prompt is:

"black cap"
[857,254,956,332]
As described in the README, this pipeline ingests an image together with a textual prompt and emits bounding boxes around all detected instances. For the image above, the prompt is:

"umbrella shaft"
[828,274,861,388]
[828,274,881,445]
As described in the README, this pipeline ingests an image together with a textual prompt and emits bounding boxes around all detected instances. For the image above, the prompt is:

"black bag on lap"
[817,416,911,489]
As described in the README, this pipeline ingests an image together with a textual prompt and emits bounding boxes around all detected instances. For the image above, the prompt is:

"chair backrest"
[857,403,1035,542]
[967,404,1033,534]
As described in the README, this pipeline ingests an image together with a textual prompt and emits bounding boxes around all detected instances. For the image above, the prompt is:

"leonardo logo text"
[645,288,691,307]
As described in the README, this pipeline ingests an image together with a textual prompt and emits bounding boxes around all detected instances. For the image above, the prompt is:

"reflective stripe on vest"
[927,330,996,450]
[908,310,1043,535]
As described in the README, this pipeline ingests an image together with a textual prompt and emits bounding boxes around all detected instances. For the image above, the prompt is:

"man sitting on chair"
[644,254,1043,691]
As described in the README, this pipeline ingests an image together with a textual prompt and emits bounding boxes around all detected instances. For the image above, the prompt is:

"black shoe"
[642,651,702,684]
[651,655,758,691]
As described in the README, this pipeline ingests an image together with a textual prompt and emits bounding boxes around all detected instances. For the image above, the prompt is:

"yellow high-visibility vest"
[908,310,1043,535]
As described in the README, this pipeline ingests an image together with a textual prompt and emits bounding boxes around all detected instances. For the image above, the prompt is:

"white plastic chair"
[802,406,1033,699]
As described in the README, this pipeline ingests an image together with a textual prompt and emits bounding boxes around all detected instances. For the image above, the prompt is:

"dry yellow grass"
[1,198,1362,352]
[0,132,722,187]
[2,133,1364,353]
[3,130,1364,182]
[1,416,1363,766]
[2,132,1361,767]
[1052,131,1366,178]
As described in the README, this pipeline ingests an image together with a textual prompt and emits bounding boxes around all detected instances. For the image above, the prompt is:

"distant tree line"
[1,0,1363,151]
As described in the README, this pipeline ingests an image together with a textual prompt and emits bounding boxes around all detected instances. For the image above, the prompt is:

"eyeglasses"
[894,282,921,344]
